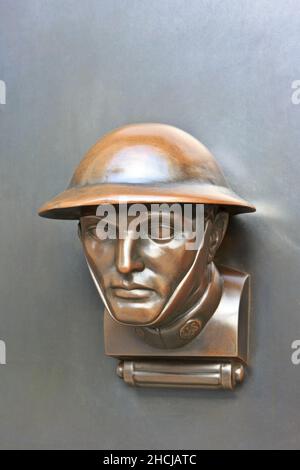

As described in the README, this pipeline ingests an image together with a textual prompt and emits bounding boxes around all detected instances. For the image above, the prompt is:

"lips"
[111,285,154,300]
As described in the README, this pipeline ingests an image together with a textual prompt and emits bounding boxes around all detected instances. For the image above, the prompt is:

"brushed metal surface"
[0,0,300,450]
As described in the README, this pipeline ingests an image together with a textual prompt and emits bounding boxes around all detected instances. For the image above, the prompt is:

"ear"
[208,211,229,262]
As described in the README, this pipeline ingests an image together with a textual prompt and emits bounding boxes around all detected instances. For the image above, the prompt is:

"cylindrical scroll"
[117,360,245,390]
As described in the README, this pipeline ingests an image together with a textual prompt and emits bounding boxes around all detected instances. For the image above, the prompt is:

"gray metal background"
[0,0,300,450]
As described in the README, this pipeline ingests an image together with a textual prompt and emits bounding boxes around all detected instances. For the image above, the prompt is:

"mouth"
[110,285,155,300]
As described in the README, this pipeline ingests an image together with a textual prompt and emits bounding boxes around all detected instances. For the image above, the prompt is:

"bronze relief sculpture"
[39,123,255,390]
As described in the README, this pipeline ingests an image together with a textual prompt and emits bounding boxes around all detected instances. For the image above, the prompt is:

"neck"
[136,263,223,349]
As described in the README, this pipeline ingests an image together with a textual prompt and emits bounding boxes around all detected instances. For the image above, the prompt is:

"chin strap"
[135,262,223,349]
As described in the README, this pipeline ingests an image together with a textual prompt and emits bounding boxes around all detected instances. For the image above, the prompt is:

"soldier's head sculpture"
[39,124,255,352]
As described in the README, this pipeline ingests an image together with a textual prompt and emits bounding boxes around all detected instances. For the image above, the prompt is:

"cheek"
[83,238,116,275]
[140,240,196,287]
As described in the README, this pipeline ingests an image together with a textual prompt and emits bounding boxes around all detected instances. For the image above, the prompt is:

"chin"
[109,301,162,326]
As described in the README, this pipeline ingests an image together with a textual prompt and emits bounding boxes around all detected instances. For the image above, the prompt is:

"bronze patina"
[39,123,255,390]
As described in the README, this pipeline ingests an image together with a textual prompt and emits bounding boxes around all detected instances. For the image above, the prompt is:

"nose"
[116,233,144,274]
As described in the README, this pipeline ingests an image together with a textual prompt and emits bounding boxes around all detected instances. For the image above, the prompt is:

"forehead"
[80,204,207,226]
[79,205,214,241]
[81,203,215,217]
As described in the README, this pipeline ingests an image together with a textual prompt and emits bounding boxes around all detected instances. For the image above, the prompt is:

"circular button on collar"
[179,319,202,340]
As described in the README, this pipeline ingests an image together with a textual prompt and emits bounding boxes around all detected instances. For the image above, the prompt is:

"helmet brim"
[38,182,256,219]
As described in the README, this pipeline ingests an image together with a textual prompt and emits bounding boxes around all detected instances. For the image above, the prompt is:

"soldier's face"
[80,205,207,326]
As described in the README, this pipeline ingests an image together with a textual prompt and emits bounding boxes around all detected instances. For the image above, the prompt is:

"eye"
[86,221,117,241]
[149,224,175,243]
[87,225,99,240]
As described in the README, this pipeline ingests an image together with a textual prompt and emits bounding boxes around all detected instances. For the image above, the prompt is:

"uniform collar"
[135,262,223,349]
